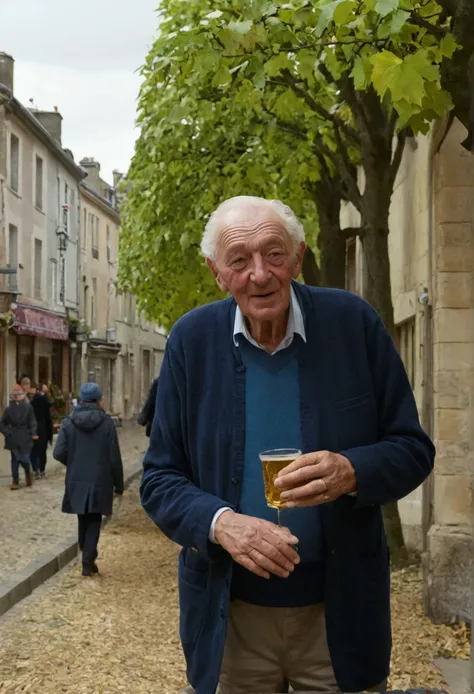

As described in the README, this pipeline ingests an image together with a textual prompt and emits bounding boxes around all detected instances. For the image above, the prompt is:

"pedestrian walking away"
[137,376,159,437]
[141,196,435,694]
[30,384,53,479]
[53,382,124,577]
[0,384,37,490]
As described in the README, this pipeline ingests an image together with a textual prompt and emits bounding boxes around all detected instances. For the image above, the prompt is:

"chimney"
[0,52,14,93]
[32,110,63,145]
[80,157,102,195]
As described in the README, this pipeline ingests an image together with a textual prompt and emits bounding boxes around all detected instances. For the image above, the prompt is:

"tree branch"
[278,70,360,145]
[410,12,447,37]
[341,226,362,239]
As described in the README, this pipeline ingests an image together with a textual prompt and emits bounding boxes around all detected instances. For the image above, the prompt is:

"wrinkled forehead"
[217,204,290,251]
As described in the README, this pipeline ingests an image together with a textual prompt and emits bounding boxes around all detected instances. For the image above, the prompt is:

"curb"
[0,463,143,619]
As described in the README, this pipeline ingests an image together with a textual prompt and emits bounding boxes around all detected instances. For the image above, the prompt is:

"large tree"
[120,0,463,560]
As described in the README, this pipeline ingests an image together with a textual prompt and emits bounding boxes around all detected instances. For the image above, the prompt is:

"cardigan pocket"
[333,394,377,449]
[178,552,209,648]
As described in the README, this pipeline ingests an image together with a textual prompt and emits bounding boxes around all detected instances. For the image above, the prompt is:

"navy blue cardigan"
[141,283,435,694]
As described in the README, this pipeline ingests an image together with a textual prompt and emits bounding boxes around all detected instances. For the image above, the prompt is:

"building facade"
[0,52,84,407]
[78,158,166,417]
[342,117,474,625]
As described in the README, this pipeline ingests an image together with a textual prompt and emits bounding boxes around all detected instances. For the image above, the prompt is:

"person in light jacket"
[53,383,124,576]
[0,384,37,490]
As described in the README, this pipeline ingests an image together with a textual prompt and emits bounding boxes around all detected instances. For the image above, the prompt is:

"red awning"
[12,304,69,341]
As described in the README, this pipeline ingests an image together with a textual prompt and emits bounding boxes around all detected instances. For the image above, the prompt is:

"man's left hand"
[274,451,357,507]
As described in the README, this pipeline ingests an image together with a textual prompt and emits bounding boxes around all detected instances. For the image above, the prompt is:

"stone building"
[342,117,474,624]
[0,52,84,406]
[78,158,166,417]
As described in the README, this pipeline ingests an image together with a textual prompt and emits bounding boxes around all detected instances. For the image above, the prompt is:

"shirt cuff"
[209,507,233,543]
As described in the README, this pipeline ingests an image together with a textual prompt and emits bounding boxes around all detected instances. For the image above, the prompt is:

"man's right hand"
[214,511,300,579]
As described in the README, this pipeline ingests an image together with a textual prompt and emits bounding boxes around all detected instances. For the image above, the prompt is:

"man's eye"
[231,258,246,266]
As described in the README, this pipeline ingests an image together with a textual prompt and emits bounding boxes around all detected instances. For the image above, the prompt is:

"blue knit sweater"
[231,338,325,606]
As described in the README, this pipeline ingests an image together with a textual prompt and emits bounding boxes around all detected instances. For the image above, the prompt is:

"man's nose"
[249,255,270,285]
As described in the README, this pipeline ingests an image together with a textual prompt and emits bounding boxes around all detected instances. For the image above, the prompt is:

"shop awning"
[12,304,69,341]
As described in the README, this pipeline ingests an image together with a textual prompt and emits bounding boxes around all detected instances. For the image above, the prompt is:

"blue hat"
[79,383,102,403]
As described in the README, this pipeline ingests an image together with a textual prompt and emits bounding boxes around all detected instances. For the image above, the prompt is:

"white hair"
[201,195,305,261]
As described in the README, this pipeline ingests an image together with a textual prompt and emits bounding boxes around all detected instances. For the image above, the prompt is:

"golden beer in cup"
[259,449,302,517]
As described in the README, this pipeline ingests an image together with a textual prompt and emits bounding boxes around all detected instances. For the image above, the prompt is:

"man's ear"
[206,258,228,292]
[293,242,307,279]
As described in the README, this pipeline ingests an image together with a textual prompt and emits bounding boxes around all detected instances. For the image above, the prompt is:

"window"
[35,155,43,210]
[91,278,97,329]
[51,258,58,303]
[9,134,19,192]
[106,225,111,262]
[34,239,42,299]
[8,224,18,291]
[92,217,99,258]
[57,177,61,220]
[83,285,89,323]
[69,188,76,240]
[82,208,87,249]
[396,319,416,389]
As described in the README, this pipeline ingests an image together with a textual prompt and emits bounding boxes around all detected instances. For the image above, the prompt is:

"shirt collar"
[233,285,306,354]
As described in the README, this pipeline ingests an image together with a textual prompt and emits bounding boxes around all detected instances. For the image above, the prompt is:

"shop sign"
[12,304,69,341]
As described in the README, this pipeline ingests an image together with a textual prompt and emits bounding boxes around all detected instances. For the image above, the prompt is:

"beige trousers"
[217,600,387,694]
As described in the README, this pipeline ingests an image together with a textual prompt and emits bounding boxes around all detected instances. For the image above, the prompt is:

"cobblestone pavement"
[0,480,186,694]
[0,422,147,583]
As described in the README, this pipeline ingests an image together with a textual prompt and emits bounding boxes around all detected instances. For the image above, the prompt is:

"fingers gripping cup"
[259,448,301,526]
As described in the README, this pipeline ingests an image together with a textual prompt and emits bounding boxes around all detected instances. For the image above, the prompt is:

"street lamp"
[56,207,69,305]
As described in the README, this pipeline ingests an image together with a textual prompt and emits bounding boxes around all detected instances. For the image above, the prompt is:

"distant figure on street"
[53,383,124,576]
[30,384,53,479]
[20,376,31,400]
[137,377,159,437]
[0,384,37,490]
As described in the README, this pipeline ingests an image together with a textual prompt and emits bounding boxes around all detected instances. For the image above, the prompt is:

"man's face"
[41,384,49,395]
[207,205,305,323]
[12,393,25,402]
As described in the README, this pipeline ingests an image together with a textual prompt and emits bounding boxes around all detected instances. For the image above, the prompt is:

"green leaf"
[227,20,253,35]
[390,8,410,33]
[333,0,357,24]
[375,0,399,16]
[369,50,403,100]
[350,55,372,90]
[439,33,458,60]
[404,50,439,83]
[211,64,231,86]
[264,53,294,77]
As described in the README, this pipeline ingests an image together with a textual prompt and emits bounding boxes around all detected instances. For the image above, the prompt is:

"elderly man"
[141,196,435,694]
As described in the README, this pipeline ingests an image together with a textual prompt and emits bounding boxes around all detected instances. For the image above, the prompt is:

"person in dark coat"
[0,384,37,490]
[30,384,53,479]
[137,377,159,437]
[53,382,124,576]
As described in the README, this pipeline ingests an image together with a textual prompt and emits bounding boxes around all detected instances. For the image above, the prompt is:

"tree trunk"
[361,208,407,564]
[302,245,321,287]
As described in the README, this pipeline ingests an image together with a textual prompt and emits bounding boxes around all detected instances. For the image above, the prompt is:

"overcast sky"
[0,0,159,183]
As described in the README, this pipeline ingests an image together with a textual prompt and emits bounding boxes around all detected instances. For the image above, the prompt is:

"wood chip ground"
[0,482,470,693]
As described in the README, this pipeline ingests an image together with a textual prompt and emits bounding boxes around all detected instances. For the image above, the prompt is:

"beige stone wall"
[340,134,433,551]
[426,119,474,623]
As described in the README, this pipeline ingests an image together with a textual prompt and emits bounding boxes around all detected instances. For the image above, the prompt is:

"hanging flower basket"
[0,310,14,330]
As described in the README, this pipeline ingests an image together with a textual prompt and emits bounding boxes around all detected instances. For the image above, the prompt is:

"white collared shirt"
[233,286,306,354]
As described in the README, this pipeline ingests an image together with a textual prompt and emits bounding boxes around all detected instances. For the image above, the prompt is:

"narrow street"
[0,423,146,582]
[0,476,469,694]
